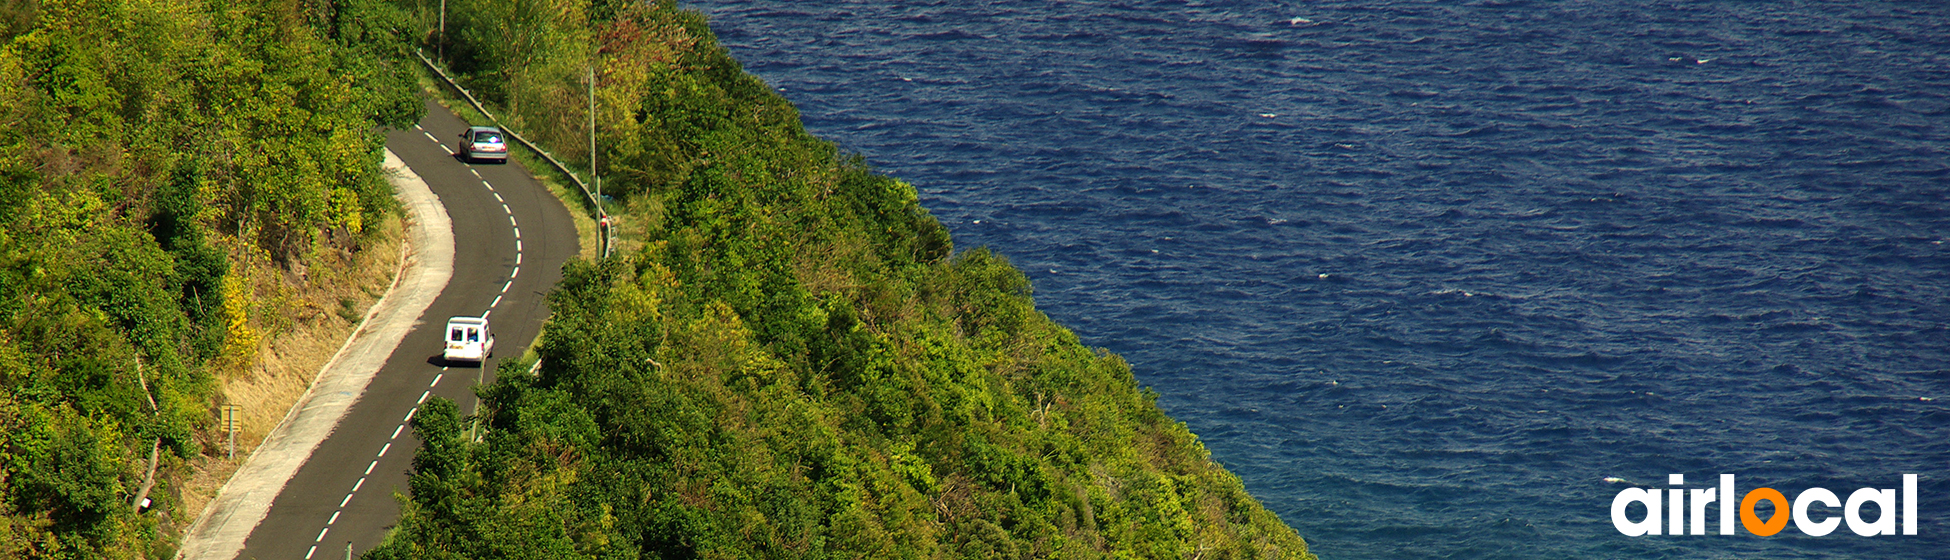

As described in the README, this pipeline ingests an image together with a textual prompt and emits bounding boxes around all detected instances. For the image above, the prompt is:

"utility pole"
[437,0,446,60]
[589,64,597,207]
[470,362,486,442]
[590,65,608,258]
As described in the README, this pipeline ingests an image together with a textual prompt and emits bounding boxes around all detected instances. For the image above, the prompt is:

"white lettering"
[1905,474,1917,536]
[1720,474,1735,535]
[1670,488,1685,536]
[1793,487,1841,536]
[1689,488,1716,535]
[1613,488,1663,536]
[1845,488,1896,536]
[1667,474,1685,535]
[1613,474,1920,538]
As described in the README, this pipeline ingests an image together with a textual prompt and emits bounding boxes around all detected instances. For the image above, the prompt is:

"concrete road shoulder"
[174,150,456,560]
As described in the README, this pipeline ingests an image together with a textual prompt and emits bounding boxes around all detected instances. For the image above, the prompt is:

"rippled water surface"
[688,1,1949,557]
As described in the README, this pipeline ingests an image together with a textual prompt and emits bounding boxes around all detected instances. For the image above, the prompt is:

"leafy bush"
[0,0,422,555]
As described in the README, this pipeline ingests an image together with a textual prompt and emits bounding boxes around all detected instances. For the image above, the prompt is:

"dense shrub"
[0,0,421,556]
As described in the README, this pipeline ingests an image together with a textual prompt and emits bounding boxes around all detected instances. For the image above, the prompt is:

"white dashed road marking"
[316,120,532,558]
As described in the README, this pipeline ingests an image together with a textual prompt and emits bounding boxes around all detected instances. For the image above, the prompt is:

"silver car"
[457,126,508,163]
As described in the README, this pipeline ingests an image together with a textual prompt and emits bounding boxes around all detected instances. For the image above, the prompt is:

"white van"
[443,316,494,364]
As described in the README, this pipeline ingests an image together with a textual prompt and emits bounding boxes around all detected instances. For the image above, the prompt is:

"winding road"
[226,99,580,559]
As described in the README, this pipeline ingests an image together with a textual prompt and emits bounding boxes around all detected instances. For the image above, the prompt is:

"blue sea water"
[687,1,1950,558]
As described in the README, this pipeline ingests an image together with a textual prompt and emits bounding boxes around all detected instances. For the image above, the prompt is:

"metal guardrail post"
[412,49,613,258]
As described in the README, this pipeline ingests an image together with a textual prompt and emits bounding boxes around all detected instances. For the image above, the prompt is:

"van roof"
[447,316,487,325]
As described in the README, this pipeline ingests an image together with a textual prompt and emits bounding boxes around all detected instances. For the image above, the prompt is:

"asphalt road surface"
[235,99,580,560]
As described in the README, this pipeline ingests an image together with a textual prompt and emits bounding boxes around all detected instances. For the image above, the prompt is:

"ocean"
[686,1,1950,558]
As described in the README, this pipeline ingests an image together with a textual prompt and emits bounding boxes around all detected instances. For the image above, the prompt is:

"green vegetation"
[371,1,1312,558]
[0,0,1315,556]
[0,0,421,556]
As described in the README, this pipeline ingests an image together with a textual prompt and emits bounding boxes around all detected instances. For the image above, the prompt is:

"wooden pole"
[132,358,162,513]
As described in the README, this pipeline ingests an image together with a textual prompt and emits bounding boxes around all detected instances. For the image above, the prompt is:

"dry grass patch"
[171,213,406,529]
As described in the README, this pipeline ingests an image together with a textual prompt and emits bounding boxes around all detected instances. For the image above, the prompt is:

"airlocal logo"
[1611,474,1918,537]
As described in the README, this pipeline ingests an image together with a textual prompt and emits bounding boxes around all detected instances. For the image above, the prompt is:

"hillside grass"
[178,211,405,537]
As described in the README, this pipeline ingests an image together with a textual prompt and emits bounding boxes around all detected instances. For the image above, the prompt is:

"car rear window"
[476,132,503,144]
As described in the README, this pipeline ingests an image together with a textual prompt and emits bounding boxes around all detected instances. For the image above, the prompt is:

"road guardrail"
[412,50,614,257]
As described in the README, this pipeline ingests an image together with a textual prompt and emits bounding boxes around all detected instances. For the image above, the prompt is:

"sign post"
[222,405,241,459]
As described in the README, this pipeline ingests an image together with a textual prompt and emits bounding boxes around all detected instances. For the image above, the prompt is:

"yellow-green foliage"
[0,0,421,556]
[373,2,1312,559]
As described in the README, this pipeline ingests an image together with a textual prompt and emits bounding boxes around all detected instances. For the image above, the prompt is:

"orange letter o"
[1741,488,1790,536]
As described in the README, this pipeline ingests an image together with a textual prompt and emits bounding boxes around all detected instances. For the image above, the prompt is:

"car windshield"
[476,132,503,144]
